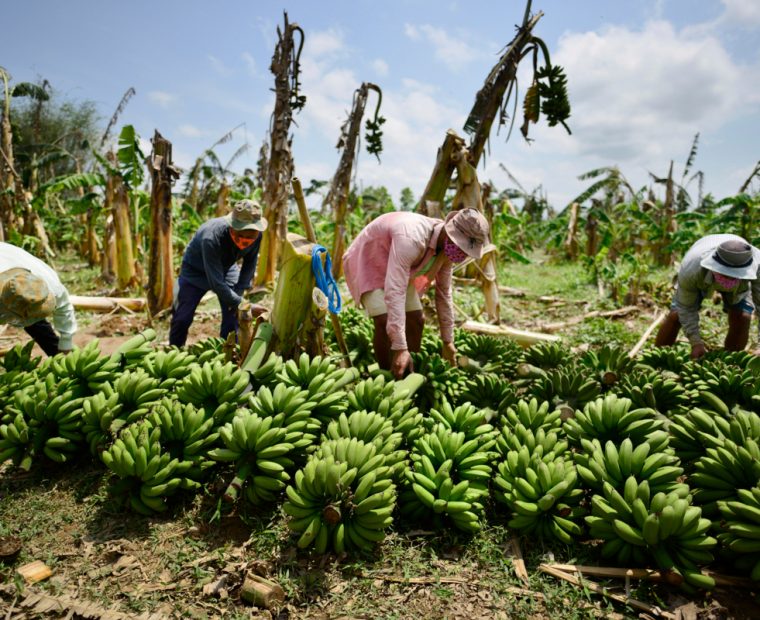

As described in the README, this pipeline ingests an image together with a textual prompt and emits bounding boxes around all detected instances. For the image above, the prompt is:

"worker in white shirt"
[0,242,77,355]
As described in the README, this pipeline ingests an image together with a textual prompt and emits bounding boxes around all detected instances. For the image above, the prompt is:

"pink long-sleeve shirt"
[343,211,455,350]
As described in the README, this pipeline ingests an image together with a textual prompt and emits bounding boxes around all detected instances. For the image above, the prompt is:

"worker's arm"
[234,238,261,295]
[752,275,760,341]
[434,262,456,364]
[672,266,704,348]
[201,237,241,309]
[51,288,77,351]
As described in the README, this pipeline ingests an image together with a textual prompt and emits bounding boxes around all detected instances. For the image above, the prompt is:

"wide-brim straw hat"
[700,238,757,280]
[0,268,55,321]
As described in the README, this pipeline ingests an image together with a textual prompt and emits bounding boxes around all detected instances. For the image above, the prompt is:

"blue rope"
[312,245,342,314]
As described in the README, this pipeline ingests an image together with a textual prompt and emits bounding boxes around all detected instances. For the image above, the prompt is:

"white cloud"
[372,58,389,77]
[404,23,481,71]
[208,54,234,76]
[147,91,176,108]
[241,51,257,77]
[178,124,204,138]
[309,28,345,57]
[719,0,760,26]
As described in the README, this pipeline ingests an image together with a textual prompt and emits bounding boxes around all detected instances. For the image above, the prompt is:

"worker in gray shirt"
[655,234,760,359]
[169,199,268,346]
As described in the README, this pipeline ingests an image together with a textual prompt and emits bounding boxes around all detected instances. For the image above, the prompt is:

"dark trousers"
[169,277,238,347]
[24,320,59,356]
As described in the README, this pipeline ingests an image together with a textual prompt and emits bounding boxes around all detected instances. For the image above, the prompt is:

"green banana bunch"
[495,454,584,543]
[564,394,665,448]
[101,420,186,515]
[140,348,198,389]
[455,332,521,376]
[247,383,320,458]
[284,441,397,553]
[618,370,689,416]
[410,353,468,412]
[12,374,84,464]
[716,486,760,580]
[186,336,227,365]
[496,424,568,460]
[327,306,374,370]
[682,361,755,410]
[580,344,637,386]
[323,410,407,480]
[493,444,565,504]
[400,426,491,532]
[690,437,760,514]
[176,360,250,423]
[248,353,284,389]
[41,339,119,397]
[0,370,36,423]
[0,413,33,470]
[1,341,40,373]
[585,478,716,590]
[208,409,296,505]
[426,402,497,452]
[636,345,689,374]
[501,398,562,433]
[81,390,124,455]
[529,367,601,411]
[574,436,686,495]
[278,353,360,425]
[110,369,166,421]
[521,342,572,370]
[148,398,219,485]
[668,406,731,464]
[457,373,516,416]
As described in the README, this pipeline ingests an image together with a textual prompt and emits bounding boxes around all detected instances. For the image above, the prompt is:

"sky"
[4,0,760,210]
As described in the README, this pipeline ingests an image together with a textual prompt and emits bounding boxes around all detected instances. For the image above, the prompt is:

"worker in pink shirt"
[343,208,491,378]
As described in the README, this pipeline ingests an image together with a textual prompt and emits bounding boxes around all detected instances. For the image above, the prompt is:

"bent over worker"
[0,242,77,355]
[343,208,491,379]
[655,234,760,359]
[169,199,268,346]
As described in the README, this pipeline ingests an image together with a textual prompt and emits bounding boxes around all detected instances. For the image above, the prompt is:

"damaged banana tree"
[323,82,384,279]
[418,0,571,323]
[256,12,306,286]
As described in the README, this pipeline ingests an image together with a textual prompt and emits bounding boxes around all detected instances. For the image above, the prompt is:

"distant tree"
[399,186,415,211]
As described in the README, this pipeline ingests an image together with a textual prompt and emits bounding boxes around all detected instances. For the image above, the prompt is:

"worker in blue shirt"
[169,199,268,346]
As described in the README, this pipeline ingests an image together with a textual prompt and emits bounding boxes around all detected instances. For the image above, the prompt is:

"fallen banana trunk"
[537,305,639,333]
[459,320,560,347]
[69,295,146,313]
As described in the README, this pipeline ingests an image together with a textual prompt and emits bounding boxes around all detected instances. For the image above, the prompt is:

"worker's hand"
[391,349,413,379]
[441,341,457,366]
[752,348,760,357]
[57,348,72,355]
[690,343,707,360]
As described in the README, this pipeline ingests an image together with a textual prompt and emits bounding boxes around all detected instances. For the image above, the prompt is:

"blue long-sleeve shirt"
[179,218,262,308]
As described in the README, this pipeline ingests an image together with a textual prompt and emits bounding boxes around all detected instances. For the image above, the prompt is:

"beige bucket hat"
[444,208,491,259]
[0,268,55,321]
[226,199,268,232]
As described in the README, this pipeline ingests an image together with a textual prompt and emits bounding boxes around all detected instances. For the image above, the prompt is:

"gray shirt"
[673,234,760,345]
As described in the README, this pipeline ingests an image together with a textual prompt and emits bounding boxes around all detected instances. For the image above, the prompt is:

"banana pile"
[400,426,491,532]
[586,477,716,590]
[42,339,119,397]
[142,349,198,389]
[1,341,40,373]
[500,398,562,434]
[176,360,250,422]
[521,341,572,370]
[580,344,637,387]
[668,406,730,464]
[410,352,468,411]
[457,373,516,417]
[100,420,188,515]
[574,437,685,495]
[426,402,497,452]
[284,439,397,552]
[717,486,760,580]
[564,394,664,448]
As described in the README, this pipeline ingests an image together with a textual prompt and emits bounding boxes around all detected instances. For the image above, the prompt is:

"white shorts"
[360,286,422,317]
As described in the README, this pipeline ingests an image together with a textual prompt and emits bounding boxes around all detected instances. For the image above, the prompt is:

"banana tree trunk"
[108,163,136,290]
[86,209,101,266]
[147,130,179,315]
[0,80,16,242]
[101,213,116,282]
[215,180,229,217]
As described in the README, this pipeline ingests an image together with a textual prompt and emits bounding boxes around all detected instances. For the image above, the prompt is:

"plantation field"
[2,254,759,620]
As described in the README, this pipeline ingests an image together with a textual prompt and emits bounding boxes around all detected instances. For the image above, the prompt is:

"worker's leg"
[23,320,60,356]
[406,311,425,353]
[169,277,207,347]
[372,314,393,370]
[219,303,239,339]
[725,309,751,351]
[654,310,681,347]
